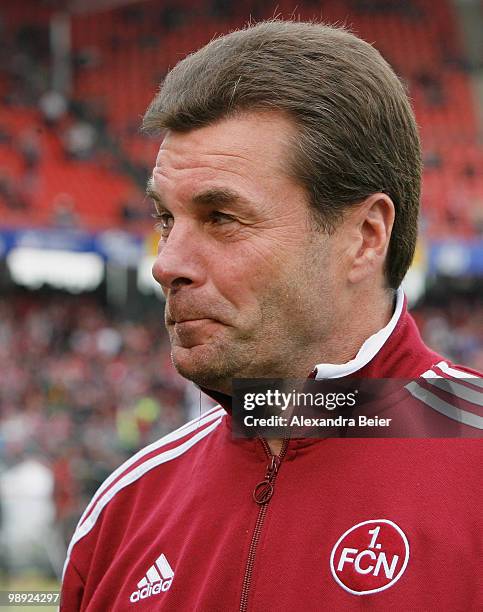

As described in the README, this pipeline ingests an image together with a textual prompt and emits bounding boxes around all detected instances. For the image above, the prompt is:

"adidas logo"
[130,553,174,603]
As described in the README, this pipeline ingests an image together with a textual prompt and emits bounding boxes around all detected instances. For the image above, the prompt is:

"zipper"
[239,437,289,612]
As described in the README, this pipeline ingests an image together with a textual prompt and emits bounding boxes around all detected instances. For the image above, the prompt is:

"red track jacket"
[61,293,482,611]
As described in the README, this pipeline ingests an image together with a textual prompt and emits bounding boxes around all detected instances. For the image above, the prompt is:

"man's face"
[150,112,346,393]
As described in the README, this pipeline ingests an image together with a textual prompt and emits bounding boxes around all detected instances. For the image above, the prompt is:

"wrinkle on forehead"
[151,162,255,187]
[154,112,295,176]
[155,148,251,170]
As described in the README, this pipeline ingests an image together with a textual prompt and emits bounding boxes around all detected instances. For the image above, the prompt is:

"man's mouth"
[174,318,214,325]
[169,316,216,325]
[166,304,221,326]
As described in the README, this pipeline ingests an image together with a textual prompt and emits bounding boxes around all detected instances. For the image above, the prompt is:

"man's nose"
[151,226,204,291]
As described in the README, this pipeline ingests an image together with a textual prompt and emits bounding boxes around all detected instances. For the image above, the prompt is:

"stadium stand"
[0,0,482,235]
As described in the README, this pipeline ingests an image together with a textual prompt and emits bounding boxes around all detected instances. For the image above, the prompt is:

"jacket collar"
[311,287,404,379]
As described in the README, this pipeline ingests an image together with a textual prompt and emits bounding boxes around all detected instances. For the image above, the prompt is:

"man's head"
[144,20,421,289]
[145,20,421,392]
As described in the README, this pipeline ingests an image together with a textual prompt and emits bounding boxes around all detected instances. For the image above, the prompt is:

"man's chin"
[171,344,231,389]
[171,344,239,392]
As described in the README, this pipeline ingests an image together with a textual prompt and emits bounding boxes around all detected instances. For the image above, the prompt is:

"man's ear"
[346,193,395,284]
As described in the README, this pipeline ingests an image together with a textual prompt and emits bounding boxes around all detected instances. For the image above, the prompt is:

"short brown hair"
[143,20,421,289]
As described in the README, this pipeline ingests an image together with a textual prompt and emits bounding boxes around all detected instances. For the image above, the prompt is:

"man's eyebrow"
[192,188,250,209]
[145,181,251,211]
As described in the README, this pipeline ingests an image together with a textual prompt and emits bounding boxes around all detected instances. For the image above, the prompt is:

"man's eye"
[152,213,174,237]
[209,211,234,224]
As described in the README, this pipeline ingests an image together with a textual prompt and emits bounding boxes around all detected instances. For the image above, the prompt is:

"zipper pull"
[253,455,281,505]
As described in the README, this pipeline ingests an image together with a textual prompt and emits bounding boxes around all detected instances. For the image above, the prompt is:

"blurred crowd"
[0,292,202,579]
[412,296,483,371]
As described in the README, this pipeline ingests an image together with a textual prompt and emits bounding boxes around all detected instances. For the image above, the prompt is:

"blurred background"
[0,0,482,597]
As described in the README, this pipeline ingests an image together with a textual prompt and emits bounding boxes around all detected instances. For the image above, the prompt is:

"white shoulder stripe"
[63,414,224,580]
[406,382,483,429]
[422,373,482,406]
[76,406,226,529]
[436,361,483,385]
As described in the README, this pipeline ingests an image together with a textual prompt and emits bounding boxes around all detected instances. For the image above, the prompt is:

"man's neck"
[265,289,396,455]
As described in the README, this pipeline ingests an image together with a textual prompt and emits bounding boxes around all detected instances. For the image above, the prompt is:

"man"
[61,21,481,611]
